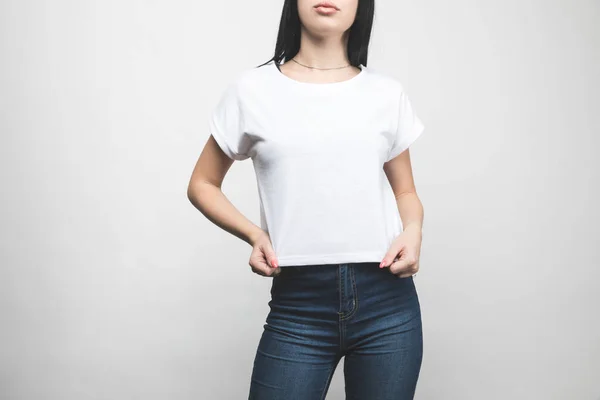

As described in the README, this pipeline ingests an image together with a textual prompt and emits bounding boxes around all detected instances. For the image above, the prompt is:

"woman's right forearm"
[187,181,265,246]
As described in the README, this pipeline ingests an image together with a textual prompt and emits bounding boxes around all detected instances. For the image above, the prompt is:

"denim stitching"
[337,265,344,351]
[337,265,342,317]
[340,265,359,321]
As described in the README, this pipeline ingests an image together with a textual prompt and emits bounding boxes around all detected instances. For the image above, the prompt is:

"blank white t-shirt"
[209,60,424,267]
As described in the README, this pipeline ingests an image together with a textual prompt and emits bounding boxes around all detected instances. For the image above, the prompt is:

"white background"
[1,0,598,399]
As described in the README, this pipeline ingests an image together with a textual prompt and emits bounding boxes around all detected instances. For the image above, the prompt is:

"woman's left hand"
[380,225,422,278]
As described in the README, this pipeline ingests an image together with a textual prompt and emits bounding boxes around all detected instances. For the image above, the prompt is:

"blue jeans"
[248,262,423,400]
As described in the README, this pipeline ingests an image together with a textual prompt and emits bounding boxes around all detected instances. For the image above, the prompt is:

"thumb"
[262,242,279,269]
[380,242,403,268]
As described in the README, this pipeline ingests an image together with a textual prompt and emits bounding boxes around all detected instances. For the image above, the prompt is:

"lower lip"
[315,6,338,15]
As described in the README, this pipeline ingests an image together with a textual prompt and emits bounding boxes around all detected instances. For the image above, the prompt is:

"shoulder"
[226,62,276,94]
[361,65,407,95]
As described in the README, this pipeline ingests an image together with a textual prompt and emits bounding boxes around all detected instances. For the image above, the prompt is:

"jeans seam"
[340,265,359,321]
[337,266,345,351]
[337,265,342,317]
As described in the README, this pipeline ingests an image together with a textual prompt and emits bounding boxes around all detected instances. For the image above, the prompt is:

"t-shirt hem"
[275,251,386,267]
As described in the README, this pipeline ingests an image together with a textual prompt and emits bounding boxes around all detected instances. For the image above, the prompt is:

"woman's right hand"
[249,231,281,277]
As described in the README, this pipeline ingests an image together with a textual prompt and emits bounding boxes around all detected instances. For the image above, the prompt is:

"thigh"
[343,323,423,400]
[343,264,423,399]
[248,265,342,400]
[248,326,341,400]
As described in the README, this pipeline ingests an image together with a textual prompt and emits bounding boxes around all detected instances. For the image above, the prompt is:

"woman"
[187,0,425,398]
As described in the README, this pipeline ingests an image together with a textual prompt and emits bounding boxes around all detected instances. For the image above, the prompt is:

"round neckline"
[270,60,366,89]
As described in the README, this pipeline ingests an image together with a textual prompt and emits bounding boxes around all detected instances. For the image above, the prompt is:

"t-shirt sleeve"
[386,89,425,162]
[208,81,251,161]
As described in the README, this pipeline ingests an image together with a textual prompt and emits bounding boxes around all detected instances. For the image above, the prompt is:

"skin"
[187,0,424,278]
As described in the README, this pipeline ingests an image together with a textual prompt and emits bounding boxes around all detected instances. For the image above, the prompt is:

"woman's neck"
[292,30,350,68]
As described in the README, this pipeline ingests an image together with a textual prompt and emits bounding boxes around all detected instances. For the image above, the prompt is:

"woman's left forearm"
[395,191,424,234]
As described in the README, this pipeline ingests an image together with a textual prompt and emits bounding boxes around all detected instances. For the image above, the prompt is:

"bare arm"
[187,134,264,245]
[383,149,424,235]
[187,135,279,276]
[381,149,424,277]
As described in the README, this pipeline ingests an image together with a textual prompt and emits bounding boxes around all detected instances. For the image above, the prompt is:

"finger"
[394,261,419,278]
[380,243,405,268]
[389,257,415,276]
[397,266,419,278]
[261,243,279,269]
[250,262,272,277]
[249,253,273,276]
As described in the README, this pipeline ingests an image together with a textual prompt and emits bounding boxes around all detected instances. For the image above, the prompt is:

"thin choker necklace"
[290,58,352,70]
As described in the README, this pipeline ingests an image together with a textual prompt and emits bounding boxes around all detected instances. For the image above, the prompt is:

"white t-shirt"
[209,60,424,267]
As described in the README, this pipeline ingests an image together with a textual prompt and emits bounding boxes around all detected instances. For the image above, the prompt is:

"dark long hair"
[257,0,375,68]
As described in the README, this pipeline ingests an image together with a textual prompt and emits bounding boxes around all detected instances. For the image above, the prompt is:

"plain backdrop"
[1,0,599,399]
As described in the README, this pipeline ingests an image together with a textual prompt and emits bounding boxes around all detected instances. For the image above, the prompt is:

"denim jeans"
[248,262,423,400]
